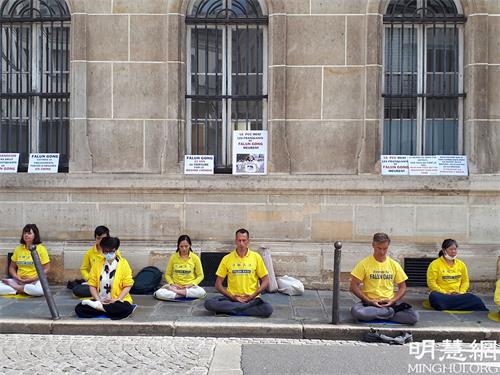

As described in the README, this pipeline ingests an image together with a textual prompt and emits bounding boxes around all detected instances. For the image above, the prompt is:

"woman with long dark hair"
[154,235,206,300]
[0,224,50,296]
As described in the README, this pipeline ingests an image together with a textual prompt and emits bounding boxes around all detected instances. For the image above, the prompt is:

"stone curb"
[0,318,498,342]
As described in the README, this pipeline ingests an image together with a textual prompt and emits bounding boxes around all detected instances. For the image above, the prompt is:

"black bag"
[130,266,163,294]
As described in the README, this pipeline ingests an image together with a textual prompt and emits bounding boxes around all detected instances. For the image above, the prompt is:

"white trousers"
[0,279,44,296]
[154,285,206,300]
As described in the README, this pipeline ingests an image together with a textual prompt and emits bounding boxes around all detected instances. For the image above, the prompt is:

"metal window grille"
[0,0,70,172]
[404,257,436,287]
[186,0,268,173]
[383,0,465,156]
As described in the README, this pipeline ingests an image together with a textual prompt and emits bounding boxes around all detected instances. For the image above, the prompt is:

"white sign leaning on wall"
[184,155,214,174]
[0,153,19,173]
[28,153,59,173]
[381,155,468,176]
[232,130,268,175]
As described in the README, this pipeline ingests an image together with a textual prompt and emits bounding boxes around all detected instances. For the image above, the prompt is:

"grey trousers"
[204,296,273,317]
[351,302,419,324]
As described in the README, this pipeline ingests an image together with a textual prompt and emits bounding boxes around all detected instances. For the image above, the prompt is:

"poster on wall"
[437,155,468,176]
[0,153,19,173]
[28,153,59,173]
[382,155,468,176]
[408,156,440,176]
[184,155,214,174]
[381,155,410,175]
[232,130,267,175]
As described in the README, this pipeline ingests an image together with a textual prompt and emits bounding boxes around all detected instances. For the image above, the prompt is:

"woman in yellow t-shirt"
[0,224,50,296]
[427,239,487,311]
[154,235,206,300]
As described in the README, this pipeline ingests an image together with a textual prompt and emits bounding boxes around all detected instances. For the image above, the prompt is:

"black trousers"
[75,300,134,320]
[72,284,92,298]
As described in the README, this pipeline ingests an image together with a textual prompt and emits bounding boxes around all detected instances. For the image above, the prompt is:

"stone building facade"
[0,0,499,289]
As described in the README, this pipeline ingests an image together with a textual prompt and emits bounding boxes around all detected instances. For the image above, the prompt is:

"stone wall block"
[70,14,86,61]
[285,68,322,119]
[86,15,128,61]
[113,63,168,119]
[346,15,366,66]
[84,0,112,13]
[162,120,181,173]
[269,121,290,173]
[358,120,380,174]
[415,206,467,234]
[464,65,488,121]
[166,63,181,119]
[167,14,182,62]
[98,203,182,239]
[70,62,87,119]
[323,67,364,119]
[0,204,24,238]
[365,14,382,65]
[88,120,144,172]
[488,66,500,118]
[247,205,311,240]
[113,0,168,14]
[365,66,382,119]
[471,121,500,174]
[470,206,500,243]
[130,15,167,61]
[286,16,345,65]
[144,120,167,173]
[23,204,98,240]
[268,14,286,66]
[185,205,248,239]
[355,206,415,238]
[269,66,286,120]
[284,0,310,14]
[69,119,93,172]
[311,205,354,241]
[87,63,112,118]
[311,0,367,14]
[465,15,489,65]
[286,121,363,174]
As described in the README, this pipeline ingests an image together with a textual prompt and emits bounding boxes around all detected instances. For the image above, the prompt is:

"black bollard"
[331,241,342,325]
[28,245,60,320]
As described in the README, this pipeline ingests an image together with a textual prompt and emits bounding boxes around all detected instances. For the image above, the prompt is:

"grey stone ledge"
[1,173,500,194]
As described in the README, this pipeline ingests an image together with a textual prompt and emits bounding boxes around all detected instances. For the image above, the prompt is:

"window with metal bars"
[383,0,465,156]
[186,0,268,173]
[0,0,70,172]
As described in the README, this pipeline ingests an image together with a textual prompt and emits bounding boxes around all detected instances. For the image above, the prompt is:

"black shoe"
[393,302,412,313]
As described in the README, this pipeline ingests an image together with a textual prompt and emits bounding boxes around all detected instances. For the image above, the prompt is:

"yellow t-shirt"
[165,251,204,286]
[80,245,122,281]
[426,256,469,294]
[494,280,500,308]
[216,249,268,296]
[11,244,50,279]
[350,255,407,300]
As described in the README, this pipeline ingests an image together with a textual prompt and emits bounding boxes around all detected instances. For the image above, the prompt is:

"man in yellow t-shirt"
[350,233,418,324]
[204,229,273,317]
[495,280,500,311]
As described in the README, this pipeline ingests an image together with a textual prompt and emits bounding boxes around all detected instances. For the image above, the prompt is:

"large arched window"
[383,0,465,155]
[0,0,70,172]
[186,0,267,172]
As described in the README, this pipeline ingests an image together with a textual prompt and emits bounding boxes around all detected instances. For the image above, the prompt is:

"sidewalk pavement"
[0,286,498,342]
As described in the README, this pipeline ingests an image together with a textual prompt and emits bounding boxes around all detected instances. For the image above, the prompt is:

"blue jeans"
[429,292,488,311]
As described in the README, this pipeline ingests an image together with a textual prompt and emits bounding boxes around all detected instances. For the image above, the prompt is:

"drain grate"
[404,258,436,287]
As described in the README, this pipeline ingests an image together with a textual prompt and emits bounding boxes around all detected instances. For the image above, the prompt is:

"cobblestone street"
[0,335,380,375]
